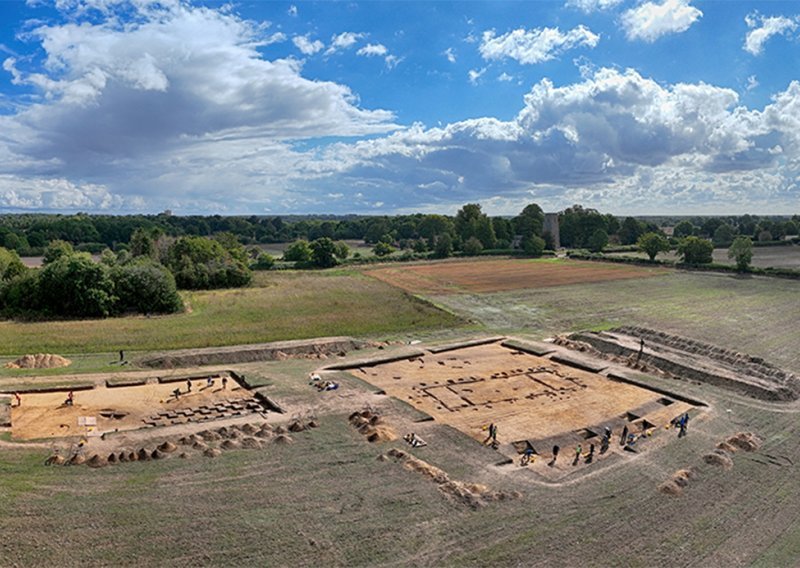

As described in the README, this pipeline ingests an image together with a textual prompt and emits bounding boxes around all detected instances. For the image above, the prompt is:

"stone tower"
[543,212,560,249]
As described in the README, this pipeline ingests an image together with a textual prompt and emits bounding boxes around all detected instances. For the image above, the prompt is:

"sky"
[0,0,798,216]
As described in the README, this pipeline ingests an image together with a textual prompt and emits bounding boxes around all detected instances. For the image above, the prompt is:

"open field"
[0,270,462,357]
[607,244,800,269]
[2,258,800,566]
[428,270,800,374]
[365,258,666,294]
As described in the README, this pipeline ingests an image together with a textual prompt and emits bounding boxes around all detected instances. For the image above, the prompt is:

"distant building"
[543,213,560,249]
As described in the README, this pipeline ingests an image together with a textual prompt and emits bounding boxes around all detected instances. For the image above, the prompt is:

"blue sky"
[0,0,798,216]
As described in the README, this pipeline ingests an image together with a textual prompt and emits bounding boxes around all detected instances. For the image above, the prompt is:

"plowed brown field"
[365,258,666,294]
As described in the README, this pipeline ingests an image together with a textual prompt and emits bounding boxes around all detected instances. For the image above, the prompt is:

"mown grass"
[0,270,462,356]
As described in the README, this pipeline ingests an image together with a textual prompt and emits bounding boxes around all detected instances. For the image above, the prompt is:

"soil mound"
[727,432,761,452]
[241,423,259,435]
[204,448,221,458]
[87,454,108,468]
[658,480,683,496]
[672,469,694,487]
[192,441,208,451]
[255,429,272,439]
[137,448,152,461]
[201,430,221,442]
[151,449,165,460]
[118,452,129,463]
[274,434,293,445]
[367,425,398,443]
[158,441,177,453]
[107,453,118,464]
[384,448,519,508]
[127,451,138,462]
[288,420,307,433]
[5,353,71,369]
[220,439,241,450]
[69,454,86,466]
[273,425,287,434]
[703,450,733,469]
[716,441,737,453]
[241,437,262,449]
[179,452,190,459]
[45,455,66,466]
[308,420,319,429]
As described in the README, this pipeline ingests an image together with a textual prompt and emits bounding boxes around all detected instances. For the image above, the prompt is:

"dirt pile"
[138,337,366,368]
[659,468,696,496]
[568,327,800,401]
[703,450,733,469]
[726,432,761,452]
[5,353,71,369]
[384,448,520,509]
[349,410,398,443]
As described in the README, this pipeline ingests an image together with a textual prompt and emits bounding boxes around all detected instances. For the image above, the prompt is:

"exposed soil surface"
[567,326,800,401]
[5,353,71,369]
[138,336,367,368]
[365,258,666,294]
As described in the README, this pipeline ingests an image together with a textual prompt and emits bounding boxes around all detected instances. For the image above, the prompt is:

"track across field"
[365,258,667,294]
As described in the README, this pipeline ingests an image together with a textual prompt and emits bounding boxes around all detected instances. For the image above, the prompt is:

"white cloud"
[498,72,514,82]
[480,25,600,64]
[326,32,363,54]
[293,34,324,55]
[566,0,623,13]
[468,68,486,85]
[310,67,800,214]
[621,0,702,42]
[746,75,759,91]
[744,14,798,55]
[444,47,456,63]
[357,43,388,57]
[287,5,297,17]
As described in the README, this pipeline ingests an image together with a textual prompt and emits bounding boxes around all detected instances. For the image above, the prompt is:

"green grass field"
[0,270,463,357]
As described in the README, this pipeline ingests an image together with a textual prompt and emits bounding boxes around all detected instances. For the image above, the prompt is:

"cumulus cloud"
[326,32,363,54]
[744,13,798,55]
[444,47,456,63]
[0,0,398,212]
[310,67,800,214]
[480,25,600,64]
[293,34,324,55]
[621,0,702,42]
[468,68,486,85]
[566,0,623,13]
[357,43,388,57]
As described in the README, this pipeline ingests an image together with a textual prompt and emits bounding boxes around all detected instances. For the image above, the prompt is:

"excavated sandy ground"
[352,343,693,450]
[10,376,254,441]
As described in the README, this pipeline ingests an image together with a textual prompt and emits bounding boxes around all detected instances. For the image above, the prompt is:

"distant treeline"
[0,207,797,256]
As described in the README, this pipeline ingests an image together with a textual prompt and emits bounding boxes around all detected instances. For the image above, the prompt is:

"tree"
[129,228,157,259]
[462,237,483,256]
[373,242,395,257]
[558,205,608,248]
[283,240,312,263]
[38,253,117,317]
[728,236,753,272]
[334,241,350,260]
[673,221,695,239]
[43,240,74,265]
[513,203,544,241]
[619,217,645,245]
[587,229,609,253]
[637,232,671,261]
[0,247,26,281]
[677,236,713,264]
[112,259,183,314]
[310,237,339,268]
[253,252,275,270]
[522,235,545,257]
[712,223,735,248]
[433,234,453,258]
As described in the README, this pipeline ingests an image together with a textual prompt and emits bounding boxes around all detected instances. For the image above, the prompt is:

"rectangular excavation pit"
[8,372,264,441]
[346,341,704,451]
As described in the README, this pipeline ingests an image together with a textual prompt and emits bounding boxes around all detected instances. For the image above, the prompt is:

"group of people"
[308,373,338,391]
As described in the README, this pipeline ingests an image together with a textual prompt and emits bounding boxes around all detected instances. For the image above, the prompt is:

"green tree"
[253,252,275,270]
[677,236,713,264]
[522,235,546,257]
[129,228,157,259]
[462,237,483,255]
[712,223,735,248]
[112,259,183,314]
[373,241,395,257]
[619,217,645,245]
[728,236,753,272]
[587,229,609,253]
[310,237,339,268]
[0,247,26,281]
[334,241,350,260]
[433,234,453,258]
[38,253,117,317]
[43,239,74,265]
[283,240,313,263]
[673,221,695,239]
[637,232,671,261]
